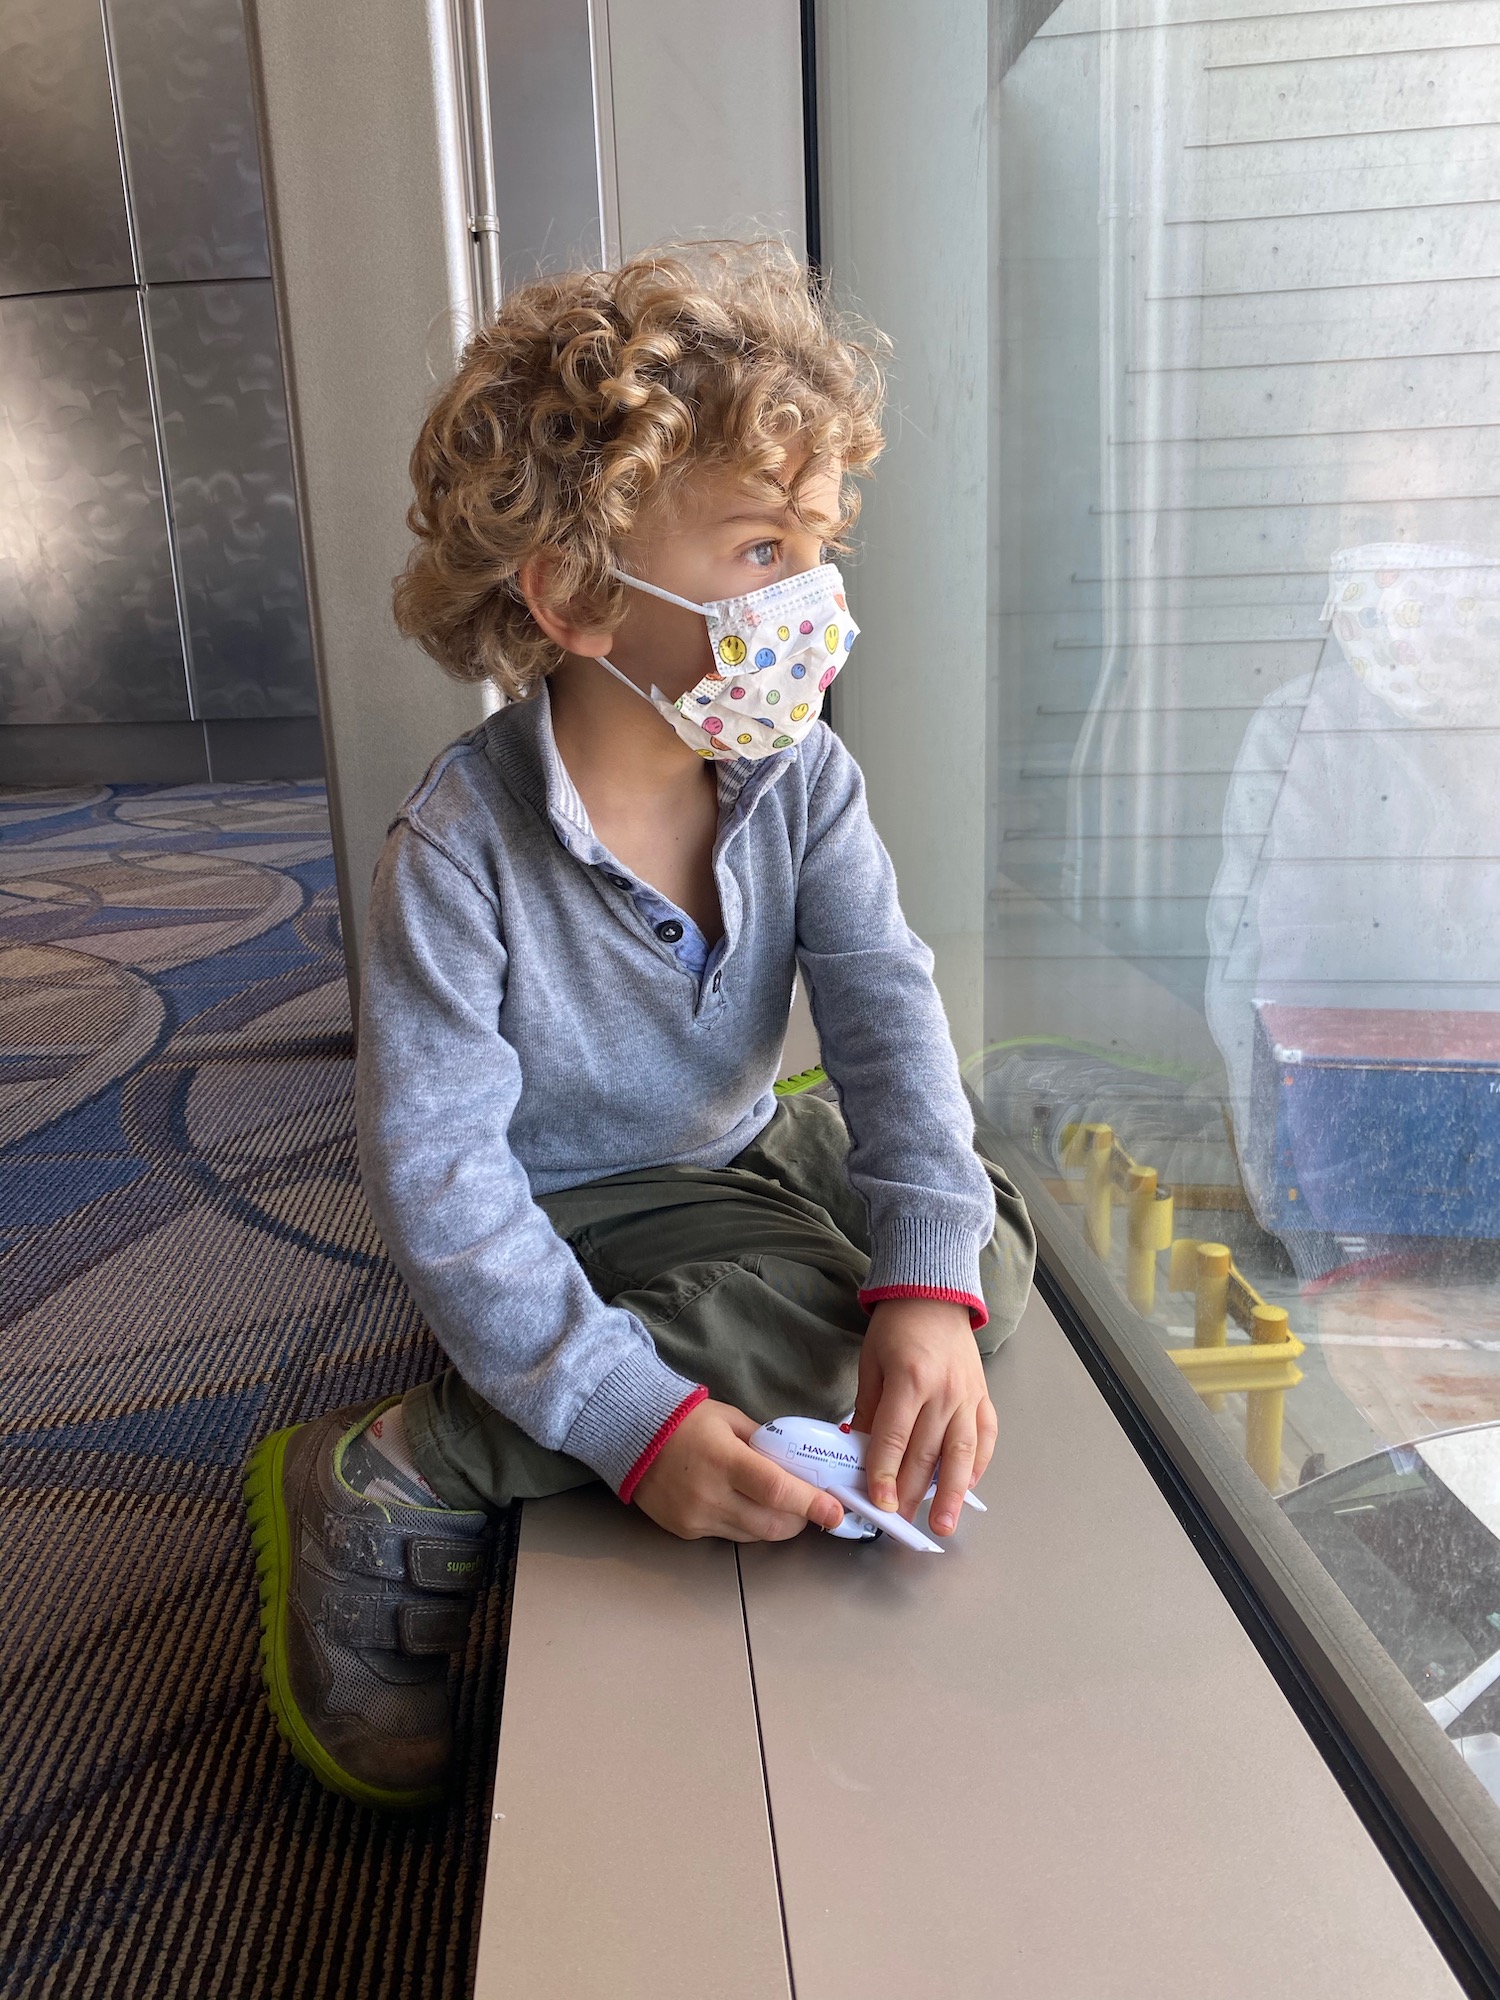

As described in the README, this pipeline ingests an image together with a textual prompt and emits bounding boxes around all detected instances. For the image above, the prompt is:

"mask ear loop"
[602,568,715,709]
[610,567,708,616]
[596,653,666,708]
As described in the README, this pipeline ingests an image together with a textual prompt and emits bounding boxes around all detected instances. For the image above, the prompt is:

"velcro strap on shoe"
[320,1589,400,1649]
[399,1601,472,1655]
[406,1537,486,1594]
[324,1516,406,1579]
[318,1589,473,1657]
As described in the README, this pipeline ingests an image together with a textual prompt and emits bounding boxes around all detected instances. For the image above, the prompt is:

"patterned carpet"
[0,783,514,2000]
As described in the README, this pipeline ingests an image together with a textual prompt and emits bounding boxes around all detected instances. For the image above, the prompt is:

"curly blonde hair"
[392,240,887,697]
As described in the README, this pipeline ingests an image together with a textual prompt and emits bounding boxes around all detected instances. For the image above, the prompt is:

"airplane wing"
[920,1480,988,1515]
[830,1482,945,1554]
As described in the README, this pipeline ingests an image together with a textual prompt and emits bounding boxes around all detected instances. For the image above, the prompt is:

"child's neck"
[546,655,710,806]
[545,656,724,943]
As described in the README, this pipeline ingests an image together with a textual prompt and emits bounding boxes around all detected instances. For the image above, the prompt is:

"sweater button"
[655,919,684,943]
[711,970,722,990]
[607,872,632,889]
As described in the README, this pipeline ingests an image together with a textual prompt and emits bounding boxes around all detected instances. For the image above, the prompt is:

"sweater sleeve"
[794,732,998,1324]
[355,819,704,1499]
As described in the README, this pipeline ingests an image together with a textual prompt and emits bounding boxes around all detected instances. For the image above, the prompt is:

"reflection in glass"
[1211,542,1500,1282]
[1285,1427,1500,1799]
[981,0,1500,1797]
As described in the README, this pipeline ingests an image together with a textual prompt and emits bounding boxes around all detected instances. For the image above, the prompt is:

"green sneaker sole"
[242,1423,446,1812]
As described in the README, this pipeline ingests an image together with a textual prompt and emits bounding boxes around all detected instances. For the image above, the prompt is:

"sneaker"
[242,1396,493,1809]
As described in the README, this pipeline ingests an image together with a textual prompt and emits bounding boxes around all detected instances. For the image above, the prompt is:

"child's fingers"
[850,1346,884,1437]
[895,1400,951,1518]
[730,1437,843,1532]
[929,1411,979,1536]
[971,1392,999,1486]
[862,1381,922,1511]
[720,1498,820,1542]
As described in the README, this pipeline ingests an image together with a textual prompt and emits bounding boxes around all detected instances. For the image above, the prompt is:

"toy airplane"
[749,1415,987,1554]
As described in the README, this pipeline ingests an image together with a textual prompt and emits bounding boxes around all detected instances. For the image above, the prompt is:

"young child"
[242,242,1034,1810]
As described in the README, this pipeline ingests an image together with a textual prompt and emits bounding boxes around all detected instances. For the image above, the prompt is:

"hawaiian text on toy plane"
[749,1416,987,1553]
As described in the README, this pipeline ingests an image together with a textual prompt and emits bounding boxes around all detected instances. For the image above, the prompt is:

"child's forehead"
[655,455,845,536]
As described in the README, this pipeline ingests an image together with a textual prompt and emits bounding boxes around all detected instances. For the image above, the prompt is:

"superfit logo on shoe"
[447,1557,480,1576]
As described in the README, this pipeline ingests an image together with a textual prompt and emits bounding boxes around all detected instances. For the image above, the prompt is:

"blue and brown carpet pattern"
[0,783,513,1999]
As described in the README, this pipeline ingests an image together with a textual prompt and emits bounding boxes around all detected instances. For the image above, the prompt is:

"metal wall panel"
[600,0,805,258]
[148,279,315,718]
[106,0,272,282]
[0,290,190,724]
[484,0,602,282]
[0,0,134,297]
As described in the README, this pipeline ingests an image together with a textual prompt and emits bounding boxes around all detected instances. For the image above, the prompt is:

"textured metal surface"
[148,280,316,718]
[0,0,134,297]
[106,0,271,282]
[0,718,324,783]
[0,290,190,724]
[0,721,211,783]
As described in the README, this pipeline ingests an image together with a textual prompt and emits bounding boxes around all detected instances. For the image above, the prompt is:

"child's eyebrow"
[712,503,844,535]
[712,508,796,529]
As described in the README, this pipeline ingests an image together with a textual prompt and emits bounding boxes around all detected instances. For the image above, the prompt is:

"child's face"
[608,451,844,705]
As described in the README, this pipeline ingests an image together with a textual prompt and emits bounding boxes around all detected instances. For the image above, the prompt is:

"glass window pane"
[976,0,1500,1823]
[819,0,1500,1913]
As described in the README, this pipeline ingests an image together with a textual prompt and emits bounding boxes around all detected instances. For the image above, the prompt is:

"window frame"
[1015,1132,1500,1993]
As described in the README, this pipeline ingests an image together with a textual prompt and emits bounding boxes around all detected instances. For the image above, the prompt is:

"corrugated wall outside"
[994,0,1500,1012]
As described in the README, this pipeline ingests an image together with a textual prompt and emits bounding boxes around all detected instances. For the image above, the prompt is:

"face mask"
[1322,541,1500,722]
[597,561,858,761]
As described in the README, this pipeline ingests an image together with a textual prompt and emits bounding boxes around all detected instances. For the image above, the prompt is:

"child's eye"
[746,540,780,568]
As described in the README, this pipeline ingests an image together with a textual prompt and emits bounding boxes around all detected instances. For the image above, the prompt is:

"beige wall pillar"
[814,0,991,1063]
[246,0,493,1000]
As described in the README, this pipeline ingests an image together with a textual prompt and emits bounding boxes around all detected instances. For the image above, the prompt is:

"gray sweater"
[356,686,997,1497]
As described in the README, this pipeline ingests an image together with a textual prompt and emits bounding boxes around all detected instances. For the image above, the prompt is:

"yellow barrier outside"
[1083,1123,1113,1257]
[1126,1165,1175,1315]
[1059,1124,1303,1489]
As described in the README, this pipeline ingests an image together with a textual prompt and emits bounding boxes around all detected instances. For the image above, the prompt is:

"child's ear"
[517,556,615,659]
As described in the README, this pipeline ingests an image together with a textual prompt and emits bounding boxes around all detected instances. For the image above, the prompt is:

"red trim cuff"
[858,1284,989,1333]
[619,1383,709,1504]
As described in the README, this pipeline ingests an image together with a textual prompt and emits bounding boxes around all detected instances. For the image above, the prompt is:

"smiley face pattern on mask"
[602,560,860,763]
[680,563,858,761]
[1322,543,1500,722]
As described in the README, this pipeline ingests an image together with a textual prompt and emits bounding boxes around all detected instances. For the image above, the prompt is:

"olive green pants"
[403,1090,1035,1513]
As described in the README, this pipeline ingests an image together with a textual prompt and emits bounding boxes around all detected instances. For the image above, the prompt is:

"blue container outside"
[1248,1005,1500,1240]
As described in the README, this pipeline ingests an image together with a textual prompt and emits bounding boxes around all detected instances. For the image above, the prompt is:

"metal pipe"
[460,0,503,320]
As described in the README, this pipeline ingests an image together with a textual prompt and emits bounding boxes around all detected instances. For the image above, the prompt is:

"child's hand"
[631,1399,846,1543]
[852,1299,997,1536]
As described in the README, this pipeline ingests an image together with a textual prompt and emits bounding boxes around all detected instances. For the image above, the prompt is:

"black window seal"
[799,0,822,277]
